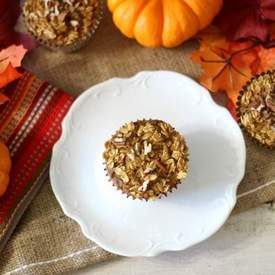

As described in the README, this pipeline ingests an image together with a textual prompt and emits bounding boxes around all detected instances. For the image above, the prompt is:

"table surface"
[73,204,275,275]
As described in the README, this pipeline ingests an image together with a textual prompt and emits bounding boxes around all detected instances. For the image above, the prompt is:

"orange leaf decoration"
[250,46,275,75]
[192,27,258,105]
[0,45,27,73]
[0,63,21,90]
[0,45,26,105]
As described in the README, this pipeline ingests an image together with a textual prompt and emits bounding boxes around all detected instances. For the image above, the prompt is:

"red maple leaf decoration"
[215,0,275,42]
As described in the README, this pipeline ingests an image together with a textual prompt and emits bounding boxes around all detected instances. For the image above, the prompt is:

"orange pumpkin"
[108,0,223,48]
[0,141,11,197]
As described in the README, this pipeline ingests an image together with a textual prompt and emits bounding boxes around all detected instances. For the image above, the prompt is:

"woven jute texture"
[0,4,274,275]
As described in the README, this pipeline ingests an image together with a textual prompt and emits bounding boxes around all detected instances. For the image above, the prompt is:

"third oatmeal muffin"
[237,71,275,148]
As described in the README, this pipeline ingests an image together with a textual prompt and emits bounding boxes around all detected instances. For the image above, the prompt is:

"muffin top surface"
[103,119,189,200]
[23,0,99,46]
[238,72,275,148]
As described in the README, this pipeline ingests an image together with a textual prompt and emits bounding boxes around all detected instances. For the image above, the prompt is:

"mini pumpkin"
[0,141,11,197]
[108,0,223,48]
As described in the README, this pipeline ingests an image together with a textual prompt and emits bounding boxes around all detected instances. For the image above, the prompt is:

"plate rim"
[50,70,246,257]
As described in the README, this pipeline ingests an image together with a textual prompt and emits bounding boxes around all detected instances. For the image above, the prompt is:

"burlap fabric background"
[0,4,274,274]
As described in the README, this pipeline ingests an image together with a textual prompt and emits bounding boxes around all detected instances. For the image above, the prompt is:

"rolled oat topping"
[103,120,189,200]
[23,0,99,46]
[238,72,275,148]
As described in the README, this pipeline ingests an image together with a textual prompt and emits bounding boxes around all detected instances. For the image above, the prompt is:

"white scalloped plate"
[50,71,246,257]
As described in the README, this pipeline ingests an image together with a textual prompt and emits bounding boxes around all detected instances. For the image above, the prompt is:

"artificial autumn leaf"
[192,37,258,104]
[214,0,275,42]
[0,63,22,106]
[0,63,22,90]
[0,2,30,106]
[0,45,27,73]
[250,45,275,74]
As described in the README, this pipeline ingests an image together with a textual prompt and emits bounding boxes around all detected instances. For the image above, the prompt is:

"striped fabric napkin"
[0,71,73,251]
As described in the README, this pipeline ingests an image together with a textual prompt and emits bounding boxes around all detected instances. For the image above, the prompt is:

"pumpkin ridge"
[133,0,151,34]
[134,0,164,47]
[113,0,150,38]
[181,0,202,28]
[162,0,183,47]
[159,0,165,46]
[173,0,200,43]
[180,0,200,30]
